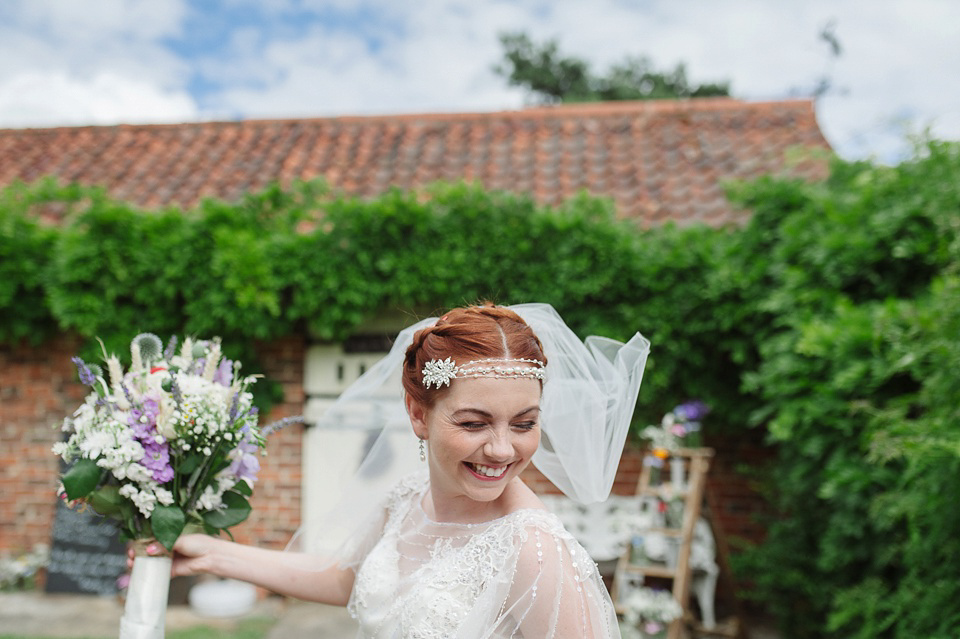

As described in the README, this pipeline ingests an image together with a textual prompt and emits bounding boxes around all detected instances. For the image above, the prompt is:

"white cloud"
[0,71,197,128]
[0,0,956,161]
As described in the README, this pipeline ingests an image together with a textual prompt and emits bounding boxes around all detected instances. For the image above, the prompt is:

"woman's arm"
[143,533,356,606]
[507,526,618,639]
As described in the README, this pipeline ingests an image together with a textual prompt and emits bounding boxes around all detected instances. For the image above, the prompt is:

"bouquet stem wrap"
[119,540,172,639]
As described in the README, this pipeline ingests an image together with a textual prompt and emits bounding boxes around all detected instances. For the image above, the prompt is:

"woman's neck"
[424,481,518,524]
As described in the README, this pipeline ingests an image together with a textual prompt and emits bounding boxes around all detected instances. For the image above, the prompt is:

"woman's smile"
[464,461,511,479]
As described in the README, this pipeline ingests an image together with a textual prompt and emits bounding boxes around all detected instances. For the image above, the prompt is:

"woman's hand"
[126,533,221,577]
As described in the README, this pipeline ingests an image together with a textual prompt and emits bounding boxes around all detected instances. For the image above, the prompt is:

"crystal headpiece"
[421,357,546,389]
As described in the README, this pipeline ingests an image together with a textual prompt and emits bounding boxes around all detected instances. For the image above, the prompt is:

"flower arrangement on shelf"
[53,333,298,639]
[640,401,710,487]
[641,400,710,454]
[619,586,684,639]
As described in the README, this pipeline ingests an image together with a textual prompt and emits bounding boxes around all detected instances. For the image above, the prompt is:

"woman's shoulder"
[383,470,430,511]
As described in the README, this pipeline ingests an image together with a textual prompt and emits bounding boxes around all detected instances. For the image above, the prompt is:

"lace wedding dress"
[345,472,621,638]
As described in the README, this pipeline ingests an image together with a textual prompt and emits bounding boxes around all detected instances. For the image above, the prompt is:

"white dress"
[346,473,621,639]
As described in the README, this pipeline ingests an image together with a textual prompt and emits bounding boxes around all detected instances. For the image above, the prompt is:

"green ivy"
[729,140,960,638]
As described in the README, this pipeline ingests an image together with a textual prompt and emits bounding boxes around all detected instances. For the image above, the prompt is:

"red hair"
[402,304,547,407]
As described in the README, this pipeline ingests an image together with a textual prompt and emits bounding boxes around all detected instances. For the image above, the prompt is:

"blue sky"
[0,0,957,163]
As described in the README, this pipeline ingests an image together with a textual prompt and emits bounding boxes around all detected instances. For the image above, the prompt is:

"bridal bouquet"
[53,333,292,639]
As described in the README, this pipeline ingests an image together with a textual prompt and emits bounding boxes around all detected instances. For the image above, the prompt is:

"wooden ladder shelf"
[612,448,717,639]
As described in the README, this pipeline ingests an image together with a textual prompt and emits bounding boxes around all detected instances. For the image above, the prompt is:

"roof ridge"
[0,98,817,134]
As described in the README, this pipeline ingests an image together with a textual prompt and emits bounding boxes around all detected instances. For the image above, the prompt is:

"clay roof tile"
[0,98,829,227]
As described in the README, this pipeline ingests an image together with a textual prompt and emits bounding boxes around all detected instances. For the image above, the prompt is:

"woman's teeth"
[468,463,508,478]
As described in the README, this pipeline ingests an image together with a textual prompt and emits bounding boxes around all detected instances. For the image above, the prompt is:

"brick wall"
[1,334,772,560]
[0,335,87,554]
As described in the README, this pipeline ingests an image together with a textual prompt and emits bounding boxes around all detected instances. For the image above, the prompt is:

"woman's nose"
[483,429,513,460]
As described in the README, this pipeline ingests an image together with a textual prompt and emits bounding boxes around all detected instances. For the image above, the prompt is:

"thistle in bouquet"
[53,333,298,638]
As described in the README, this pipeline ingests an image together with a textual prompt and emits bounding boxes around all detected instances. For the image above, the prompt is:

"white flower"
[125,463,154,484]
[130,488,157,517]
[154,487,175,506]
[78,429,116,460]
[196,485,223,511]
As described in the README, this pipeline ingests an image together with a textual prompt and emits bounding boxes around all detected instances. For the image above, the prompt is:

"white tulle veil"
[288,303,650,562]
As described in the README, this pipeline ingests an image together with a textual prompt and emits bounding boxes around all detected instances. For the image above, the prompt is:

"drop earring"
[419,437,426,462]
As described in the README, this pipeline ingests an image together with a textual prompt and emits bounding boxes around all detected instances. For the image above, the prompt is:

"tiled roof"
[0,98,829,227]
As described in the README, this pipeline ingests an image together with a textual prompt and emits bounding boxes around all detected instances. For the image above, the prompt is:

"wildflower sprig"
[53,333,299,550]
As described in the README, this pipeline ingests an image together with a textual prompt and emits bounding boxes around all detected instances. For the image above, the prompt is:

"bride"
[141,303,649,638]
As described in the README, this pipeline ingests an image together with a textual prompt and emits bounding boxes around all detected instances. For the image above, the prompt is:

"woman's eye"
[512,421,537,431]
[460,422,486,430]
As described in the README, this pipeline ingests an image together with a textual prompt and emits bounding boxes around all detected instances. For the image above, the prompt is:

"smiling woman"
[145,302,650,638]
[403,306,547,521]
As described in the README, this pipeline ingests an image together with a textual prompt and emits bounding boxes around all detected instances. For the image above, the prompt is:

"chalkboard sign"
[45,497,127,595]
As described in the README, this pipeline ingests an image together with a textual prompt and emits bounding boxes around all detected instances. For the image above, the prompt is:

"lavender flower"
[228,392,240,424]
[261,415,304,438]
[71,357,96,386]
[163,335,178,361]
[169,376,184,407]
[120,382,135,407]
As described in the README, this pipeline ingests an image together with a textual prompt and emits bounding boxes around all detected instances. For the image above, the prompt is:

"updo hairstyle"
[402,304,547,408]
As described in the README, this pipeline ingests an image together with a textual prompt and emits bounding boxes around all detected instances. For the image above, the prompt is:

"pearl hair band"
[421,357,546,389]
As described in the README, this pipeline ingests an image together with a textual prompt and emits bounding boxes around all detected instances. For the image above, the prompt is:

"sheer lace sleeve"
[488,513,620,639]
[336,472,425,571]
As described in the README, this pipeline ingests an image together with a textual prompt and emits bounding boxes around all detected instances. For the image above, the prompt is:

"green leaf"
[178,453,203,475]
[88,484,123,516]
[233,480,253,496]
[62,458,101,500]
[202,491,251,530]
[151,504,186,551]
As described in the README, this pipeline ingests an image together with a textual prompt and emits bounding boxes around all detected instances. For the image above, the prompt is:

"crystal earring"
[419,437,426,462]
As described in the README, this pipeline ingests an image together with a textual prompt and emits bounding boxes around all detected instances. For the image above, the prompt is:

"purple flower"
[674,401,710,422]
[72,357,96,386]
[213,359,234,387]
[128,398,161,439]
[141,440,174,483]
[229,447,261,483]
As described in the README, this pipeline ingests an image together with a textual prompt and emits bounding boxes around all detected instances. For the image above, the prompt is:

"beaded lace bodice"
[346,473,620,639]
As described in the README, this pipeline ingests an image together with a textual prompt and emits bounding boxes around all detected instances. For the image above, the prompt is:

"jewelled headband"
[421,357,546,389]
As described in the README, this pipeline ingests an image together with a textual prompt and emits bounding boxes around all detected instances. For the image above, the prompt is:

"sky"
[0,0,957,164]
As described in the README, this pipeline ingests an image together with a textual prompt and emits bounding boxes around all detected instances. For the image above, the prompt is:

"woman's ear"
[405,394,428,439]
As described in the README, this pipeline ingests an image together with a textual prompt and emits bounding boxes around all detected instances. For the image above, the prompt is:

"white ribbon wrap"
[119,551,171,639]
